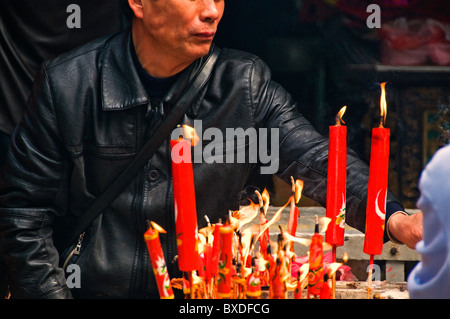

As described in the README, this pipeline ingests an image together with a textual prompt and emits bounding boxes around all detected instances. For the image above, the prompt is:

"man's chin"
[190,43,213,59]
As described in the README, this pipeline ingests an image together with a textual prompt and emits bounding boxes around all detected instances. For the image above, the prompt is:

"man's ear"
[128,0,144,19]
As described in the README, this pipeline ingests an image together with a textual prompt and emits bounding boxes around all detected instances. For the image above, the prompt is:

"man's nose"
[199,0,221,22]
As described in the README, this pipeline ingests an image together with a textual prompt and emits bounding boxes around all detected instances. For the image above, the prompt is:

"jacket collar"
[100,29,213,113]
[100,29,148,111]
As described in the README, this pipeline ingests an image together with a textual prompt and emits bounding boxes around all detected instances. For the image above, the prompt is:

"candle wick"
[204,215,211,227]
[335,115,341,126]
[314,215,319,233]
[290,176,295,195]
[335,115,345,126]
[379,116,385,128]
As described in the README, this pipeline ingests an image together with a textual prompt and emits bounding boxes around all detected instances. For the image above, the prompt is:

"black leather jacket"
[0,29,401,298]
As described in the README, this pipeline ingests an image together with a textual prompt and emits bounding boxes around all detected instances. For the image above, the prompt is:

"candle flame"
[231,200,259,231]
[299,263,310,289]
[343,251,349,263]
[319,217,332,234]
[295,179,304,204]
[182,125,200,146]
[262,188,270,208]
[256,188,270,216]
[336,106,347,126]
[150,221,167,234]
[256,201,289,241]
[239,228,254,273]
[327,262,343,277]
[284,232,311,247]
[199,216,214,243]
[379,82,387,128]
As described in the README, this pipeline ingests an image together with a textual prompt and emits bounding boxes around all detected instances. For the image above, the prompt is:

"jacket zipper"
[62,232,85,270]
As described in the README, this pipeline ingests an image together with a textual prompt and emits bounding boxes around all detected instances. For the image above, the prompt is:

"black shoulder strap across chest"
[58,47,220,250]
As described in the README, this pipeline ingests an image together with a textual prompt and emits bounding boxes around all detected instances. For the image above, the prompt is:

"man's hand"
[388,211,423,249]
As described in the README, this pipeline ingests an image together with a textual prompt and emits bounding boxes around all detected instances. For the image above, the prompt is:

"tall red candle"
[363,83,390,256]
[144,222,174,299]
[171,134,200,272]
[363,127,390,255]
[325,106,347,249]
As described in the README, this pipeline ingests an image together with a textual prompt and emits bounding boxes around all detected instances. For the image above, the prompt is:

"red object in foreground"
[294,270,303,299]
[320,275,331,299]
[217,224,233,298]
[325,124,347,248]
[246,261,262,299]
[144,223,174,299]
[210,222,222,277]
[363,127,390,256]
[288,202,300,238]
[171,138,200,271]
[308,222,324,297]
[271,258,285,299]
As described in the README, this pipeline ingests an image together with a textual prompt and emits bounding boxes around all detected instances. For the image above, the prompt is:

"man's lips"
[194,32,215,40]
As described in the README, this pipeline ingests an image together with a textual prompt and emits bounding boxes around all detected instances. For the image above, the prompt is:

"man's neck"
[130,41,181,99]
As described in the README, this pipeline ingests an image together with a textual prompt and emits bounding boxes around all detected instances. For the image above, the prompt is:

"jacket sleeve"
[0,65,73,298]
[249,57,403,235]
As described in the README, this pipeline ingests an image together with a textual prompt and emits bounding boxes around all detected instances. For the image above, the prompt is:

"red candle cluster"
[142,83,392,299]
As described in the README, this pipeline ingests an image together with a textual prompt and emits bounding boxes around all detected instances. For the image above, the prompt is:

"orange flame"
[319,217,332,234]
[343,251,349,263]
[327,262,343,277]
[182,125,200,146]
[261,188,270,215]
[336,106,347,126]
[299,263,310,289]
[289,177,303,204]
[231,201,259,231]
[379,82,387,127]
[150,221,167,234]
[295,179,304,204]
[256,201,289,241]
[262,188,270,205]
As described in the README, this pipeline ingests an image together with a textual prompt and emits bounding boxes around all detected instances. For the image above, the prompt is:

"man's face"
[139,0,224,64]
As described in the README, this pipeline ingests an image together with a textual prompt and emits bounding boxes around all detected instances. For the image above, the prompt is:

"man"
[0,0,421,298]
